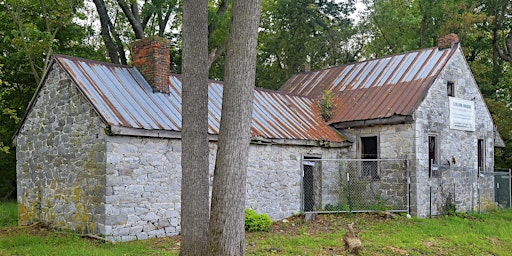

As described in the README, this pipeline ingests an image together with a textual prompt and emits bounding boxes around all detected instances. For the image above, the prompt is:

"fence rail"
[302,158,409,213]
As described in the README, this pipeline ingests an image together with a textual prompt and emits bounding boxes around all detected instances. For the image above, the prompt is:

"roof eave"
[109,125,350,147]
[331,115,414,129]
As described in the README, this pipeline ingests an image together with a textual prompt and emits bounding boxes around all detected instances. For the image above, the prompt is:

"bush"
[245,209,272,232]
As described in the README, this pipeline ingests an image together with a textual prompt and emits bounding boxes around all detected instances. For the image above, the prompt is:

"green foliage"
[0,201,17,227]
[256,0,358,89]
[0,0,107,200]
[245,208,272,232]
[318,90,336,122]
[444,193,457,216]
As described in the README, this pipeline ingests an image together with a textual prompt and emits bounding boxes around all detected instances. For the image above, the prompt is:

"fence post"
[347,172,352,212]
[509,169,511,209]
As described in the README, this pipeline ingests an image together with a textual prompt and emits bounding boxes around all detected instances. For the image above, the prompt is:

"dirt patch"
[0,223,54,237]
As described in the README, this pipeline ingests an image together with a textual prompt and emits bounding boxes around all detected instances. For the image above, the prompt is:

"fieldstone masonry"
[341,46,495,217]
[16,63,349,241]
[412,48,495,217]
[17,64,107,233]
[16,43,497,242]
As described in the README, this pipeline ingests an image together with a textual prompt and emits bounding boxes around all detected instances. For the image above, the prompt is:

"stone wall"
[16,63,351,242]
[103,136,186,241]
[104,135,349,241]
[337,124,414,212]
[246,143,349,218]
[412,46,495,217]
[16,64,107,233]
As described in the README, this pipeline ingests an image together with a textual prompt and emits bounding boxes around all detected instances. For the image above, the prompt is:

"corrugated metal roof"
[279,45,459,125]
[55,55,342,143]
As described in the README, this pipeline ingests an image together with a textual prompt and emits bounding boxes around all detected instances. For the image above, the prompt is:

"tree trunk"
[93,0,122,64]
[180,0,210,255]
[205,0,262,255]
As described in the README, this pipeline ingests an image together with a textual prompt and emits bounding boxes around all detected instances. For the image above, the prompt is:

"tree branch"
[117,0,145,39]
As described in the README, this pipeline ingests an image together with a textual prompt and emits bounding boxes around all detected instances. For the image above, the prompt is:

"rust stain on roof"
[54,55,343,143]
[280,46,458,125]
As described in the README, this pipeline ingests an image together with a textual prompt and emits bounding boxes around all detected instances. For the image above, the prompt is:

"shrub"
[245,209,272,232]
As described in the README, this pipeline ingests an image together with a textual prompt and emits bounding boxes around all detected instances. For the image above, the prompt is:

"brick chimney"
[437,34,459,50]
[131,36,171,93]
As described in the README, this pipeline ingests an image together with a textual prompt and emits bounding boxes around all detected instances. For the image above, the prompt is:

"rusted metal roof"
[279,45,459,126]
[54,55,343,143]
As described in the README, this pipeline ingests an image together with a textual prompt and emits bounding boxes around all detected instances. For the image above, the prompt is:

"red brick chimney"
[131,36,171,93]
[437,34,459,50]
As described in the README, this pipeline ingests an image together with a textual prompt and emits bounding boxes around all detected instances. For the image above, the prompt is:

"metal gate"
[493,169,511,208]
[302,158,409,213]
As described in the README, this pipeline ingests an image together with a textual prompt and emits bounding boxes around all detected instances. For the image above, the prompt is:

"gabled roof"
[279,44,459,127]
[52,55,343,144]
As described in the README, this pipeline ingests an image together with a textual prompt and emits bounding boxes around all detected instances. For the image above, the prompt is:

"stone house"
[279,34,500,217]
[15,35,499,241]
[15,37,349,242]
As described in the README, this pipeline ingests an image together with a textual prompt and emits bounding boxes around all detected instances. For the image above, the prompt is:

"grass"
[0,201,17,227]
[1,201,512,255]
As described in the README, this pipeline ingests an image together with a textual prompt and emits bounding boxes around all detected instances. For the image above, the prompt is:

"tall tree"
[361,0,482,56]
[256,0,357,89]
[91,0,180,64]
[205,0,261,254]
[0,0,104,200]
[180,0,210,255]
[483,0,512,64]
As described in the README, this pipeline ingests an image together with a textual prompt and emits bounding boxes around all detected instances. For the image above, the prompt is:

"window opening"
[478,139,484,175]
[360,136,379,180]
[447,81,454,97]
[429,135,439,177]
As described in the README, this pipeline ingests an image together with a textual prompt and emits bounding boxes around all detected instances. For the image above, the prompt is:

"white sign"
[449,97,475,131]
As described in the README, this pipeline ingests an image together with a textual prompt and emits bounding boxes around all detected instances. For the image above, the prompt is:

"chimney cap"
[437,33,459,49]
[131,35,171,49]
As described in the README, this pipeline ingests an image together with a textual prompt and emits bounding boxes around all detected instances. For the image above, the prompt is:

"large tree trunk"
[205,0,262,255]
[180,0,210,255]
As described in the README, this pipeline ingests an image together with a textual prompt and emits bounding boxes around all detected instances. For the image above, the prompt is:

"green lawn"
[2,201,512,255]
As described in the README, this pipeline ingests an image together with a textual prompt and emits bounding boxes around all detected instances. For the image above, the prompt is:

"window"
[447,81,454,96]
[478,139,485,175]
[360,136,379,180]
[428,135,439,177]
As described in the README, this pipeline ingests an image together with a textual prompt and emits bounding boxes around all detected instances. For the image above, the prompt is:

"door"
[303,156,320,211]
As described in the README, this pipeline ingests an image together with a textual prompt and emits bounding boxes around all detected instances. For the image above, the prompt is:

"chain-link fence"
[426,165,505,216]
[492,169,511,209]
[302,158,409,213]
